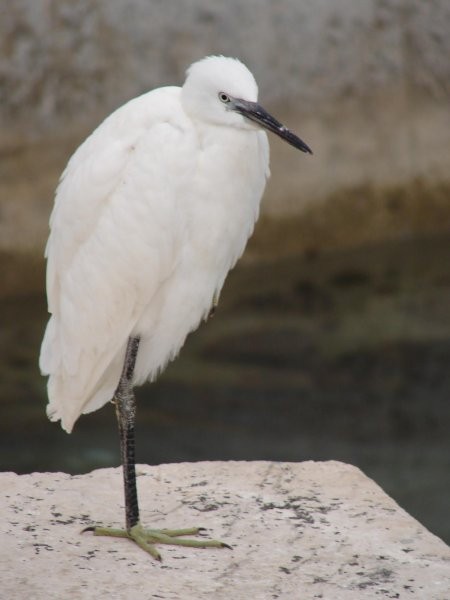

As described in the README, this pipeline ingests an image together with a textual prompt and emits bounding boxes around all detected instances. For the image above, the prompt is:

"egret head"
[182,55,312,154]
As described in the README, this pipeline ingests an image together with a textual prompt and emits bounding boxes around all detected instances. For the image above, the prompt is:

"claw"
[82,522,230,561]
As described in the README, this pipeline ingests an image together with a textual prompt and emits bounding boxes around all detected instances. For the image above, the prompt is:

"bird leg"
[84,336,230,561]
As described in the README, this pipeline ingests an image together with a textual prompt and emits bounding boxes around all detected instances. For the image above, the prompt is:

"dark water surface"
[1,234,449,544]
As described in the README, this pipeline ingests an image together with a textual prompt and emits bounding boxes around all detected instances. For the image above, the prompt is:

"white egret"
[40,55,312,560]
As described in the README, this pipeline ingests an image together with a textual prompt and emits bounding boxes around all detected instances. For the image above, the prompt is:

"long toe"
[84,522,231,561]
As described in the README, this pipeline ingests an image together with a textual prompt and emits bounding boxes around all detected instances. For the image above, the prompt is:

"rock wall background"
[1,0,449,295]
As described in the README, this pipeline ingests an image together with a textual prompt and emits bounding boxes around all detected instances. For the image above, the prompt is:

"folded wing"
[40,87,196,432]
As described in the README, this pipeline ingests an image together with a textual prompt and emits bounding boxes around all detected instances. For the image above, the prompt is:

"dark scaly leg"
[83,336,230,561]
[115,335,141,531]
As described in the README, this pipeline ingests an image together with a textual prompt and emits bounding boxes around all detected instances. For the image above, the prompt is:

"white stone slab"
[1,461,449,599]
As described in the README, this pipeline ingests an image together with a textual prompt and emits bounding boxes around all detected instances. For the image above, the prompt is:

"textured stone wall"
[2,1,449,131]
[1,0,450,269]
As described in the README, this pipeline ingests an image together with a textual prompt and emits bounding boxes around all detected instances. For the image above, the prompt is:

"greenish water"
[1,234,449,544]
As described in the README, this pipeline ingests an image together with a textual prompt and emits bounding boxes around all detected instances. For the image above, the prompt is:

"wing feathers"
[40,87,195,430]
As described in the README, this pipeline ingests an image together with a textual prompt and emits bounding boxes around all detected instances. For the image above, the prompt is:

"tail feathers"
[46,369,120,433]
[44,340,126,433]
[40,315,129,432]
[46,376,82,433]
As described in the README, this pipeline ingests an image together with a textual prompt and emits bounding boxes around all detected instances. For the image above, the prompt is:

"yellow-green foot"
[83,522,231,561]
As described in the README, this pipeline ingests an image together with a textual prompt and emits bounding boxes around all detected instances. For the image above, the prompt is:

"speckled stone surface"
[1,461,449,599]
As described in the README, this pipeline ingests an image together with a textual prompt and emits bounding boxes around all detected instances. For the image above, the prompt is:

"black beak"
[232,99,313,154]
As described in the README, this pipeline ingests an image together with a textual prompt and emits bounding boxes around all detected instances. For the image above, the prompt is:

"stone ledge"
[1,461,449,599]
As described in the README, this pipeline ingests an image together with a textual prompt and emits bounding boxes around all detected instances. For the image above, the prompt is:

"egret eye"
[218,92,231,104]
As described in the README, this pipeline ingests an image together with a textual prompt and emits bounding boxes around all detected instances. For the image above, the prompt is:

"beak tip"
[297,141,313,155]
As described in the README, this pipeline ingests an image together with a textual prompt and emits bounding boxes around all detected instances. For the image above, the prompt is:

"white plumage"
[40,56,271,433]
[40,56,312,438]
[39,55,312,558]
